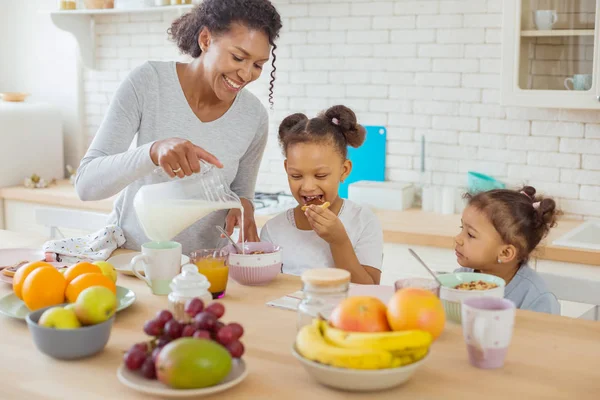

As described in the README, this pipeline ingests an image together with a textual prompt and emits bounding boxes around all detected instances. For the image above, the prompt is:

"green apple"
[39,306,81,329]
[93,261,118,283]
[75,286,117,325]
[64,303,76,312]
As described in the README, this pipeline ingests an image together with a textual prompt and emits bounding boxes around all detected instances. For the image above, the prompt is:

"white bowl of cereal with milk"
[436,272,505,323]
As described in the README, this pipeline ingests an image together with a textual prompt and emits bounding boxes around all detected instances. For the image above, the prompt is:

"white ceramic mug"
[129,241,182,295]
[534,10,557,30]
[461,297,516,369]
[564,74,592,91]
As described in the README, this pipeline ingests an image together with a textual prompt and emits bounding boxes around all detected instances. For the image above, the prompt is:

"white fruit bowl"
[291,348,428,392]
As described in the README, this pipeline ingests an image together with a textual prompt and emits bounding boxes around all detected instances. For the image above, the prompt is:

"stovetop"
[253,192,296,215]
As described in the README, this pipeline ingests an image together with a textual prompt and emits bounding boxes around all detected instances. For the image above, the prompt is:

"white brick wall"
[80,1,600,218]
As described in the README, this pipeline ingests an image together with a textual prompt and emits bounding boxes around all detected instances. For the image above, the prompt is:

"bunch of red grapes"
[123,298,245,380]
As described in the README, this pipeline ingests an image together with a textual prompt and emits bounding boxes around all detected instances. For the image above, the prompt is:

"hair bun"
[521,185,537,199]
[537,198,558,229]
[324,105,366,148]
[278,113,308,140]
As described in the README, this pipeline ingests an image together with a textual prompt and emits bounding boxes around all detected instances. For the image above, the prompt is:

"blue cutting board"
[339,126,387,198]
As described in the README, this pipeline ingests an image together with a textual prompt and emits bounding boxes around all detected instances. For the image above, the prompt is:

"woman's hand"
[304,205,349,245]
[224,198,260,242]
[150,138,223,178]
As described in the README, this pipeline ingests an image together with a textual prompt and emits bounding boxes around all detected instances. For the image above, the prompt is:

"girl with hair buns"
[260,105,384,284]
[454,186,561,314]
[75,0,282,254]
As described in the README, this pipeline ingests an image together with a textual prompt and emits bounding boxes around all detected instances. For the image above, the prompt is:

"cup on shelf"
[533,10,557,30]
[564,74,592,91]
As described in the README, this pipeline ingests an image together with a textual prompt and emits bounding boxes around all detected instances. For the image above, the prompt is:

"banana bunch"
[295,319,432,370]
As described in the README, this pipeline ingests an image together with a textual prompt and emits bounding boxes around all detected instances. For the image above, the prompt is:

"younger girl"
[260,105,383,284]
[454,186,560,314]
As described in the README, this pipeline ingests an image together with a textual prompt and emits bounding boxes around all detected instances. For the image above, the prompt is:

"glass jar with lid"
[168,264,213,323]
[297,268,350,331]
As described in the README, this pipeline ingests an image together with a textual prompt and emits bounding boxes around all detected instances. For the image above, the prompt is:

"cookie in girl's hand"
[301,201,331,212]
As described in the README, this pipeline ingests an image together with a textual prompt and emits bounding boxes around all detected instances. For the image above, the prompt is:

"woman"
[75,0,282,254]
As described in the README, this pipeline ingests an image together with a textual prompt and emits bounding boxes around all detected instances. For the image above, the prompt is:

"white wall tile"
[560,139,600,154]
[507,136,559,151]
[432,58,478,73]
[463,14,502,28]
[308,3,350,16]
[582,155,600,170]
[439,1,488,14]
[508,165,560,182]
[351,2,394,16]
[531,121,584,138]
[437,29,485,44]
[373,16,416,29]
[330,17,371,30]
[416,14,462,28]
[528,152,581,168]
[561,169,600,185]
[481,118,530,136]
[432,116,478,131]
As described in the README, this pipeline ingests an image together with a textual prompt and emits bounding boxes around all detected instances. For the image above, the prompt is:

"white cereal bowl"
[225,242,282,286]
[437,272,505,323]
[292,348,428,392]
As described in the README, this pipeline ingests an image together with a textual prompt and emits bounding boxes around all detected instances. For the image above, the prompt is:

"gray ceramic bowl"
[26,304,114,360]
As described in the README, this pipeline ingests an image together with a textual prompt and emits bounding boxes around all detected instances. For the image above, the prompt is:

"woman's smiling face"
[199,23,271,102]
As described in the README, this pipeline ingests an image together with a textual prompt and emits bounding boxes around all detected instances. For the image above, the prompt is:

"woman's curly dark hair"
[168,0,282,107]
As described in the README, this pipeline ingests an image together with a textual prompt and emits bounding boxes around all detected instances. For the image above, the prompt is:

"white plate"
[0,248,72,285]
[116,358,247,398]
[108,252,190,277]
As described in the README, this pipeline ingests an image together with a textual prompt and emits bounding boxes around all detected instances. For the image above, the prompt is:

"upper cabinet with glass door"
[502,0,600,108]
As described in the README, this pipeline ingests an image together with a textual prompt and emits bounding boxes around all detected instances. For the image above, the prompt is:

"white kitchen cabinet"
[502,0,600,108]
[3,200,108,239]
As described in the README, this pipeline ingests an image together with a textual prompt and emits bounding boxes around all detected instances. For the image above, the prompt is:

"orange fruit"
[329,296,391,332]
[22,266,67,311]
[65,272,117,303]
[13,261,53,300]
[63,262,102,285]
[386,288,446,340]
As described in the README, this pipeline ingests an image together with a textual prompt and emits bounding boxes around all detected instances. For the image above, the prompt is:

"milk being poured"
[134,161,245,248]
[134,198,243,243]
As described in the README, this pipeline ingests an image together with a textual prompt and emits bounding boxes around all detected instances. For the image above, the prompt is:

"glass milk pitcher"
[133,160,241,243]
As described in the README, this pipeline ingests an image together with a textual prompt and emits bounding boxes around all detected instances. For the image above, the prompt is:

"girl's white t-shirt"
[259,200,384,276]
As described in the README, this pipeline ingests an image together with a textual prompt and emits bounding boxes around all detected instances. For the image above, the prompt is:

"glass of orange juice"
[190,248,229,299]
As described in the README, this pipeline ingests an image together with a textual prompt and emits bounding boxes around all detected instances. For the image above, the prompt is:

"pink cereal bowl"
[225,242,282,286]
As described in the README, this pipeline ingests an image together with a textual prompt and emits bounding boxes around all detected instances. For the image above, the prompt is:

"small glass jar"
[297,268,350,331]
[58,0,76,10]
[168,264,212,323]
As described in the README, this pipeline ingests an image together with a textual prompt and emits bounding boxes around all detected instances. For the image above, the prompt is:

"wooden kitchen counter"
[0,179,115,212]
[1,181,598,266]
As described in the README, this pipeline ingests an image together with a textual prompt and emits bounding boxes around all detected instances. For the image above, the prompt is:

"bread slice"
[301,201,331,212]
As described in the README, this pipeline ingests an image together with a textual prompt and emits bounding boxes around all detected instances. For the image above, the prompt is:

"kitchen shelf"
[50,4,193,15]
[47,5,193,69]
[520,29,595,37]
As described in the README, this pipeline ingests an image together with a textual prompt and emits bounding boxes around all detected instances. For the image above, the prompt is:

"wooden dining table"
[0,229,599,399]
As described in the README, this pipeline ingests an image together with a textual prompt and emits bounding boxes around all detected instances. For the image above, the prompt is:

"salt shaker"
[168,264,212,323]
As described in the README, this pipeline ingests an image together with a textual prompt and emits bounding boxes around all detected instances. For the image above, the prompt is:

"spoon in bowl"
[408,248,444,286]
[215,225,244,254]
